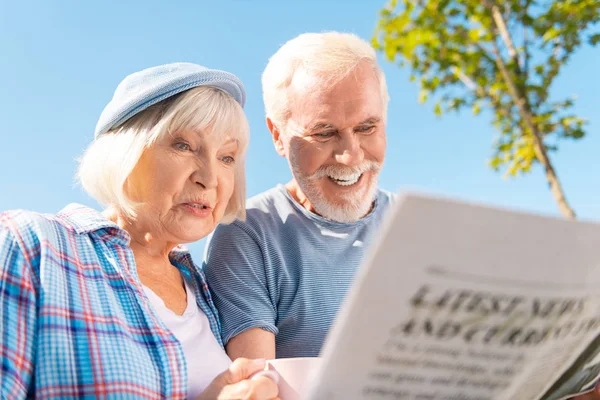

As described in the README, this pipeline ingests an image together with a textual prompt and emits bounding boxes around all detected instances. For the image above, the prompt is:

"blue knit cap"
[94,62,246,138]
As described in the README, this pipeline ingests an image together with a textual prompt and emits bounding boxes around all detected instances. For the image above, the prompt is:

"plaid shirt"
[0,203,223,399]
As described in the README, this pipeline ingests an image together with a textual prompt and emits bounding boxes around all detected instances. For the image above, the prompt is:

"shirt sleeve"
[0,220,38,398]
[203,222,278,345]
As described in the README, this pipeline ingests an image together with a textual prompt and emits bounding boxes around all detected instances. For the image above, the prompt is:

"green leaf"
[590,33,600,45]
[468,29,480,42]
[534,65,544,75]
[571,129,585,139]
[490,82,502,94]
[418,89,428,104]
[499,143,512,152]
[542,27,561,42]
[488,155,503,170]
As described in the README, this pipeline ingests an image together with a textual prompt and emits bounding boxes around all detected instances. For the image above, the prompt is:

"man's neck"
[285,180,317,214]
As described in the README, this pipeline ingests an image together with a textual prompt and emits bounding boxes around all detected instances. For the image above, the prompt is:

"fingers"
[217,375,279,400]
[572,394,598,400]
[572,387,600,400]
[250,370,280,385]
[202,358,278,400]
[223,358,267,384]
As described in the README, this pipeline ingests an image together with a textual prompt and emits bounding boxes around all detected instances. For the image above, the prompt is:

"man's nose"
[334,134,364,167]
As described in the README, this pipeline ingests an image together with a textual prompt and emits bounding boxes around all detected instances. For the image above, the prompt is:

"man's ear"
[266,117,286,157]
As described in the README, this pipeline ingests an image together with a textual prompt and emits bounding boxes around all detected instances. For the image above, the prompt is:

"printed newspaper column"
[306,193,600,400]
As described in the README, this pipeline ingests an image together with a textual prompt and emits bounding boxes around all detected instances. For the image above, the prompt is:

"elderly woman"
[0,63,278,399]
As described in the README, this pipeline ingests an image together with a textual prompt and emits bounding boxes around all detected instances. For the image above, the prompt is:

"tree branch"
[489,30,576,219]
[482,0,530,108]
[522,0,531,87]
[452,67,479,92]
[452,66,516,130]
[483,0,520,64]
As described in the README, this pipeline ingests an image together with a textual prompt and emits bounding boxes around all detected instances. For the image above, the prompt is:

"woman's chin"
[166,210,223,244]
[170,225,214,244]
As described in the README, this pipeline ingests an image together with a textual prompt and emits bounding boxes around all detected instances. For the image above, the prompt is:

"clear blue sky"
[1,1,598,257]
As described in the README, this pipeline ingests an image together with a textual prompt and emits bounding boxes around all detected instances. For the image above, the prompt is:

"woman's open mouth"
[182,202,212,217]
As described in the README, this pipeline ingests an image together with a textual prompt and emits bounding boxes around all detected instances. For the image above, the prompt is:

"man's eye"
[221,155,235,165]
[357,125,376,134]
[174,142,191,151]
[314,131,335,138]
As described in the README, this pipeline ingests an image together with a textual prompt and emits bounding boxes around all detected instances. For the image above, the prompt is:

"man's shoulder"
[374,187,398,212]
[207,186,290,245]
[246,185,289,211]
[376,187,397,203]
[234,185,296,230]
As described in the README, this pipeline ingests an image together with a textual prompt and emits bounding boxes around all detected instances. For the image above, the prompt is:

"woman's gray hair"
[77,86,249,223]
[261,31,390,128]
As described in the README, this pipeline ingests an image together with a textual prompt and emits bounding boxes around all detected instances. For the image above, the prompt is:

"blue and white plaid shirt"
[0,203,222,399]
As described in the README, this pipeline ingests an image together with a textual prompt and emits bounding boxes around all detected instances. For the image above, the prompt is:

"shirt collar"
[56,203,131,245]
[56,204,199,265]
[169,245,196,270]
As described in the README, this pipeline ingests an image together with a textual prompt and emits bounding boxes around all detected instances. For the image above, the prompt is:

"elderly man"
[204,31,395,360]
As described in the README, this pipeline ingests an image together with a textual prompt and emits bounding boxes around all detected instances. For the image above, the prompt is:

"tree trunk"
[491,43,577,219]
[529,133,577,219]
[484,2,577,219]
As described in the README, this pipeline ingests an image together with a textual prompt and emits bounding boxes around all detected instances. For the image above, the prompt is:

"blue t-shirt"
[203,184,395,358]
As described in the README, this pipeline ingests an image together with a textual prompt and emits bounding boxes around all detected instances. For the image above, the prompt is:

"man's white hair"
[77,86,249,223]
[261,31,390,128]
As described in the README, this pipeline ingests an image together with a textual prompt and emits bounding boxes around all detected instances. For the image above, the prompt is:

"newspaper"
[306,193,600,400]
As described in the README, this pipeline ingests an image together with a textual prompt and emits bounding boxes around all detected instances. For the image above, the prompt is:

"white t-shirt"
[143,278,232,399]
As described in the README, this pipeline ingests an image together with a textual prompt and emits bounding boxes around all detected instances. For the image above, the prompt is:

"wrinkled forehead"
[286,66,384,130]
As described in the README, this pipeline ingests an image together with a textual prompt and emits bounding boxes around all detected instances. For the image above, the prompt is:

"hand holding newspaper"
[304,193,600,400]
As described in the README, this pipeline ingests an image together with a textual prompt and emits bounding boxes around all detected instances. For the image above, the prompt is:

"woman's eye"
[221,155,235,165]
[174,142,191,151]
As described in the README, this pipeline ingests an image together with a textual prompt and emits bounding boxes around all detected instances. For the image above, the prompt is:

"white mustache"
[311,160,381,180]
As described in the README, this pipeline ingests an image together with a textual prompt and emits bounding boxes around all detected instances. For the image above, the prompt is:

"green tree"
[373,0,599,219]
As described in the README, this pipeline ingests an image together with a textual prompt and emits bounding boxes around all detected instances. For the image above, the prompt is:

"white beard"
[291,159,381,223]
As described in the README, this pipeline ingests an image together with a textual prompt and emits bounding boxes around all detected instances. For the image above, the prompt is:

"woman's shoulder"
[0,208,73,282]
[1,208,66,242]
[0,204,124,289]
[0,203,109,250]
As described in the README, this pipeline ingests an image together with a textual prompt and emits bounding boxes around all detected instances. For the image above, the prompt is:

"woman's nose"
[191,159,218,189]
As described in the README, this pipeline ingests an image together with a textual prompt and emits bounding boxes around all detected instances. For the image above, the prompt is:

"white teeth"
[189,204,207,209]
[328,173,361,186]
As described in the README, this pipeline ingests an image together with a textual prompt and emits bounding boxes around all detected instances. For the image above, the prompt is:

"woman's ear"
[266,117,286,157]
